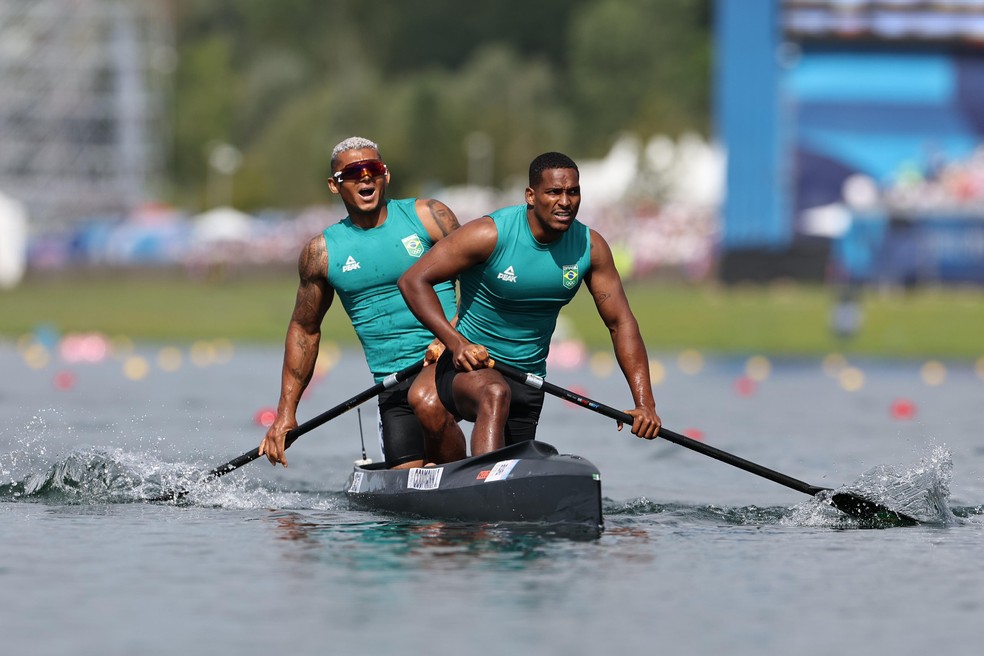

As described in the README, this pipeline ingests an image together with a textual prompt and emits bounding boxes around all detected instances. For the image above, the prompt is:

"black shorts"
[376,374,425,468]
[434,350,544,444]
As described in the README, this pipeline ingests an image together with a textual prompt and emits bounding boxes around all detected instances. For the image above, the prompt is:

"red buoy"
[682,427,705,441]
[53,370,76,390]
[889,399,917,421]
[253,407,277,427]
[733,375,757,397]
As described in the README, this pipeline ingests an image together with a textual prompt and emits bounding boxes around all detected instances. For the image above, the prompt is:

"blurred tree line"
[168,0,712,211]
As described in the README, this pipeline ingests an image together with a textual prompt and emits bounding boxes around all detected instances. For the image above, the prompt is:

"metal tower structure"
[0,0,172,226]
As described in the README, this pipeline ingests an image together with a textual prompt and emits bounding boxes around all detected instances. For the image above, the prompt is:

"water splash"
[787,445,957,527]
[0,442,335,510]
[606,497,792,525]
[605,497,676,517]
[844,445,955,524]
[1,413,57,486]
[609,445,958,530]
[0,446,199,503]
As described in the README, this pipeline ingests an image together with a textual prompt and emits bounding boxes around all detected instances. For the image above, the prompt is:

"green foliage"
[568,0,712,153]
[166,0,713,211]
[236,86,341,209]
[370,0,591,73]
[171,33,238,203]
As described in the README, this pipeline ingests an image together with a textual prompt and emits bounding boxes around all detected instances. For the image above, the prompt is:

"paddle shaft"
[491,361,828,498]
[206,360,424,479]
[157,361,424,498]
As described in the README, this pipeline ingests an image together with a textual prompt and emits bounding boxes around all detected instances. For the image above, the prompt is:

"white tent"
[191,206,253,244]
[578,134,643,206]
[0,190,28,289]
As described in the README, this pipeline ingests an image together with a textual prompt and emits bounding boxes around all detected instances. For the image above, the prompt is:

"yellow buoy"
[920,360,946,387]
[745,355,771,382]
[123,355,150,381]
[838,366,865,392]
[649,358,666,386]
[677,349,704,376]
[157,346,183,372]
[589,351,615,378]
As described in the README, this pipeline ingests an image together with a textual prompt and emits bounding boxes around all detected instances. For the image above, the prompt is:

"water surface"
[2,342,982,655]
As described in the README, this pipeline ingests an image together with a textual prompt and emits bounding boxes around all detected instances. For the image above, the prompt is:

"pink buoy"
[889,399,917,421]
[53,370,76,390]
[682,427,705,441]
[254,407,277,427]
[733,375,757,397]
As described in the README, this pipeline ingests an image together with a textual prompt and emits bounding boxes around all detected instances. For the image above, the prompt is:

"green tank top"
[324,198,456,382]
[456,204,591,376]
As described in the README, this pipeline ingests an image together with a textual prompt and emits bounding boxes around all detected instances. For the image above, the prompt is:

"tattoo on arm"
[291,236,330,328]
[288,332,316,386]
[426,200,461,237]
[298,237,326,280]
[294,283,321,325]
[593,291,611,306]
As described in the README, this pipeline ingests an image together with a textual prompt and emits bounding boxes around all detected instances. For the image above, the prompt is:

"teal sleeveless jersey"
[324,198,456,382]
[456,204,591,376]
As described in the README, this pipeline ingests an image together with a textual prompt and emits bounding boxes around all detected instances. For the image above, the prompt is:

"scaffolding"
[0,0,172,226]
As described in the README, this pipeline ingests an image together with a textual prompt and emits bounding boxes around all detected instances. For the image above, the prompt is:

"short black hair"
[529,152,578,187]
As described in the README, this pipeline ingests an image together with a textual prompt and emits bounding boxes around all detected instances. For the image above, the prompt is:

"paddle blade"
[829,492,919,527]
[146,489,187,503]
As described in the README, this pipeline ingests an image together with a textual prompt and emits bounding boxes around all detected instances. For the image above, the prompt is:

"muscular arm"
[398,217,497,370]
[259,235,334,465]
[584,229,661,438]
[416,198,461,242]
[413,199,463,361]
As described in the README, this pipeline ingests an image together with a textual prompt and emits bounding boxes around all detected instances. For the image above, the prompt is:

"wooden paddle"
[490,360,918,526]
[149,360,424,502]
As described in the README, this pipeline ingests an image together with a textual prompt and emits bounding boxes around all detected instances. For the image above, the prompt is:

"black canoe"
[344,440,603,530]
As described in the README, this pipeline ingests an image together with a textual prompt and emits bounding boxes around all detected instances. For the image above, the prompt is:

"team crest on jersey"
[342,255,361,272]
[562,264,579,289]
[401,233,424,258]
[497,265,517,283]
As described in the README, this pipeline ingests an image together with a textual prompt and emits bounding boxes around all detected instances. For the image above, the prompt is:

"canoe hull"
[345,440,603,530]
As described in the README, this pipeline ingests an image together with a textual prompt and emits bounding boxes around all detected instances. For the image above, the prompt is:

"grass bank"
[3,271,982,359]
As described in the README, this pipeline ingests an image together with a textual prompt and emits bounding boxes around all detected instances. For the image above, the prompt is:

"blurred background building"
[0,0,172,226]
[718,0,984,284]
[2,0,984,288]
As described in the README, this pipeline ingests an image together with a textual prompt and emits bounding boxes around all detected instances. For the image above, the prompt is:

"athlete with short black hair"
[398,152,661,457]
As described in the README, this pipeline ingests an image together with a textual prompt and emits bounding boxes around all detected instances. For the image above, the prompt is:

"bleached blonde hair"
[330,136,380,170]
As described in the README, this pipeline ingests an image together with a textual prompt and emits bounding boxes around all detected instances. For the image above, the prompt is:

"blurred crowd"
[22,199,720,283]
[13,133,725,284]
[877,144,984,216]
[834,144,984,218]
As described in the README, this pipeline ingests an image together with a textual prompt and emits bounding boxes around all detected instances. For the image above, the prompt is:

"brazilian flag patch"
[402,233,424,257]
[562,264,579,289]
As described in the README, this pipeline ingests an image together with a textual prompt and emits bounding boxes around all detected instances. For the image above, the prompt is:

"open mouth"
[357,187,375,199]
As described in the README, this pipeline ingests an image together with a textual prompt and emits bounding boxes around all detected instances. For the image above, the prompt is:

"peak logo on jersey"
[401,233,424,258]
[342,255,361,272]
[497,265,517,283]
[562,264,579,289]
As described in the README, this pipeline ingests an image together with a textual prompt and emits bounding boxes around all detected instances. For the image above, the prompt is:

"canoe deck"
[345,440,603,530]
